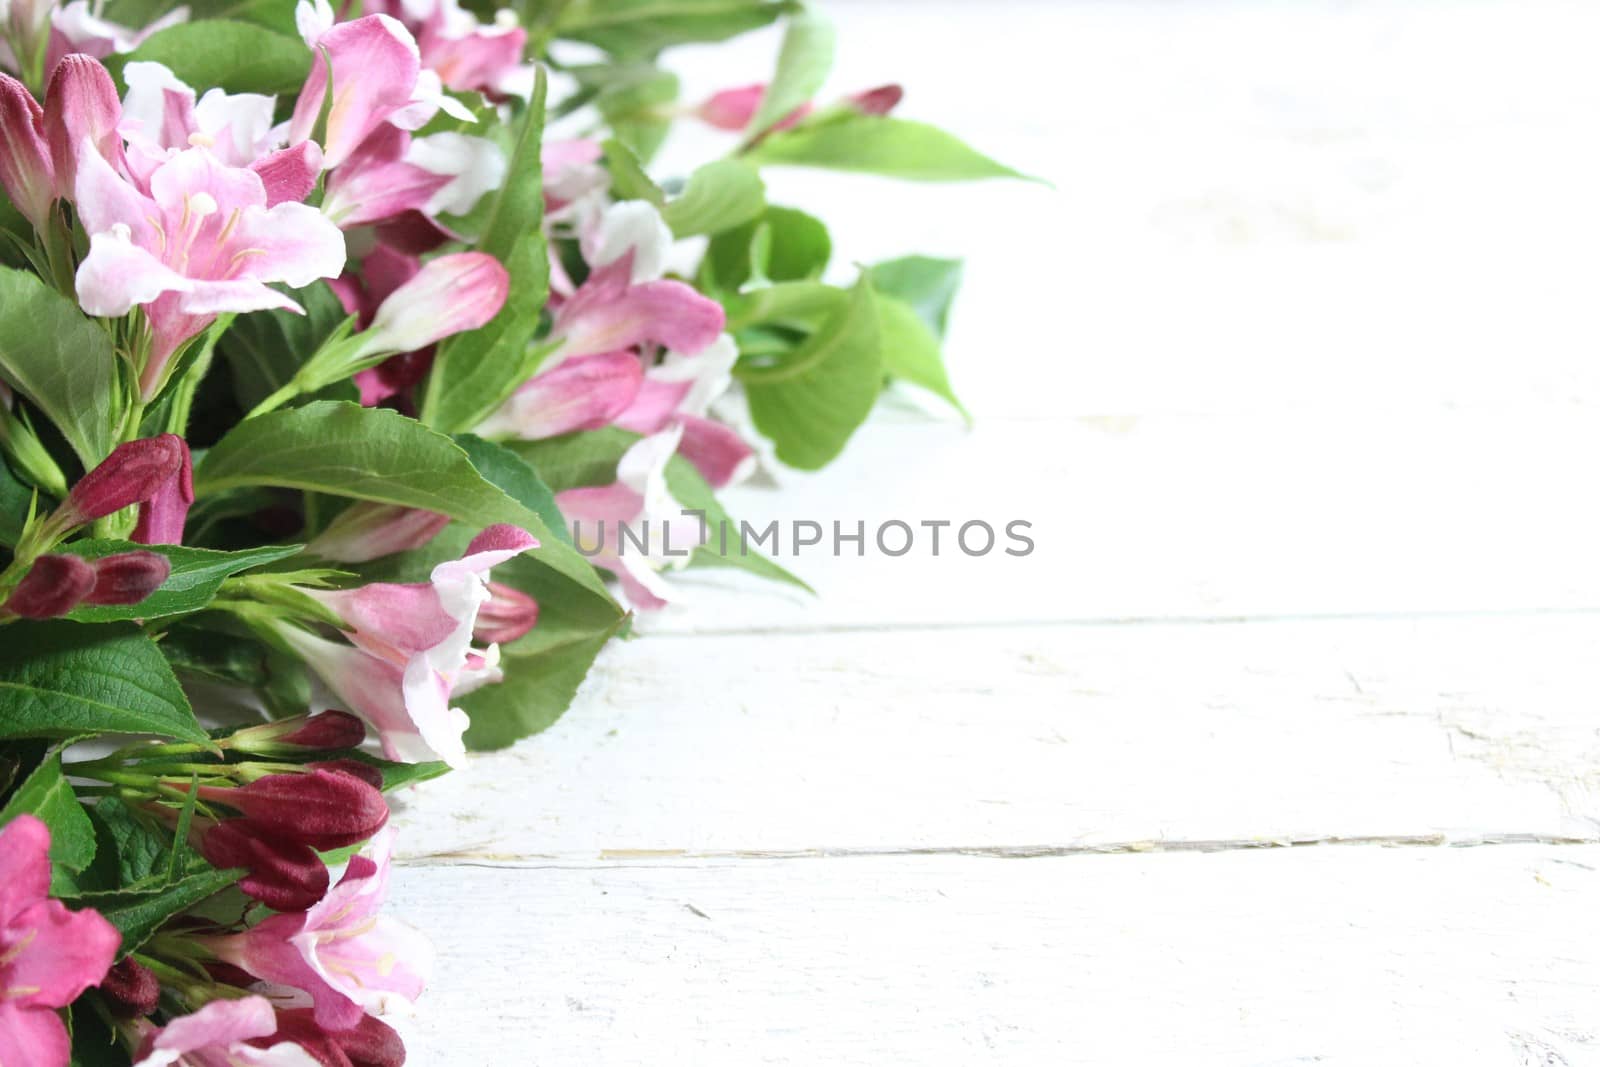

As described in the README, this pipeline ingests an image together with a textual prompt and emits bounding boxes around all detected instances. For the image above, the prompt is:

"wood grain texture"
[390,1,1600,1062]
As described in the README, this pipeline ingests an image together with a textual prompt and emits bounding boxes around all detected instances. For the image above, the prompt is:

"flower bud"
[259,1012,351,1067]
[848,83,903,116]
[473,581,539,645]
[85,550,170,606]
[305,502,450,564]
[65,435,184,525]
[42,55,124,201]
[201,821,330,912]
[0,73,56,231]
[132,435,193,545]
[197,768,388,851]
[4,554,95,618]
[309,758,385,791]
[229,711,368,757]
[100,957,161,1018]
[695,83,811,132]
[349,253,509,364]
[331,1014,406,1067]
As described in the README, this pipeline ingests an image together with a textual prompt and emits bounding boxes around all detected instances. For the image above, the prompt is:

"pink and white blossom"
[209,828,433,1031]
[615,335,756,489]
[557,426,705,610]
[474,350,643,440]
[0,815,121,1067]
[73,144,345,398]
[367,0,534,99]
[46,1,187,70]
[280,525,537,765]
[306,501,450,563]
[348,251,508,364]
[132,995,320,1067]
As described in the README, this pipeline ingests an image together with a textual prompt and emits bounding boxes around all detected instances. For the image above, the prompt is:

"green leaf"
[744,7,834,138]
[0,622,207,745]
[60,541,305,624]
[873,294,968,418]
[601,136,665,205]
[453,435,572,547]
[0,456,35,547]
[559,0,797,57]
[724,279,845,331]
[159,620,312,717]
[867,255,963,338]
[0,752,95,879]
[342,753,452,792]
[111,20,310,95]
[662,159,766,237]
[738,277,881,469]
[745,115,1031,182]
[219,282,350,411]
[422,234,550,433]
[196,401,613,600]
[704,205,829,292]
[477,68,548,262]
[664,451,810,591]
[74,866,242,956]
[593,70,679,165]
[0,267,116,467]
[88,797,185,887]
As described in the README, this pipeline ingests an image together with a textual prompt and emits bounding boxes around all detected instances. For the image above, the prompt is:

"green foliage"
[61,542,305,624]
[557,0,797,57]
[70,866,243,956]
[703,206,831,292]
[662,160,766,237]
[745,115,1032,182]
[110,20,311,95]
[219,282,353,412]
[0,267,117,467]
[868,255,964,338]
[744,7,834,139]
[873,293,968,418]
[0,752,96,886]
[0,622,207,745]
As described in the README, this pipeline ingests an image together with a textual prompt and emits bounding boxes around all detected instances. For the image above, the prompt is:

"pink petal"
[421,23,526,95]
[0,74,56,228]
[71,132,158,242]
[613,375,691,435]
[249,140,323,206]
[556,483,643,525]
[323,156,451,228]
[42,54,123,199]
[354,251,507,358]
[675,414,756,489]
[75,227,190,317]
[227,201,348,289]
[0,815,51,922]
[146,996,278,1056]
[0,1002,69,1067]
[290,14,421,170]
[6,897,120,1007]
[476,351,643,440]
[464,523,538,561]
[557,278,726,360]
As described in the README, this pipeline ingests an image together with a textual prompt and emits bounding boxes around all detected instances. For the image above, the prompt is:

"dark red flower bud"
[201,821,330,911]
[265,1010,353,1067]
[229,711,368,757]
[99,957,160,1017]
[4,554,95,618]
[197,769,388,850]
[848,83,904,116]
[66,435,183,523]
[472,581,539,644]
[331,1014,406,1067]
[309,758,385,791]
[84,550,170,606]
[132,435,193,545]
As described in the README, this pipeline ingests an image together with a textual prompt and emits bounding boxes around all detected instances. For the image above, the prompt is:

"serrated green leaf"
[73,866,242,955]
[0,752,95,880]
[0,622,207,745]
[662,159,765,237]
[745,115,1031,182]
[0,267,116,467]
[60,541,305,624]
[219,281,351,411]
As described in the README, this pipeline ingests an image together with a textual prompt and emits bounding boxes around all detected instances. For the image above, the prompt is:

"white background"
[390,2,1600,1062]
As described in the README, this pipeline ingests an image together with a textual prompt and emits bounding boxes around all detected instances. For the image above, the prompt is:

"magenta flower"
[696,82,811,132]
[289,9,423,170]
[365,0,534,99]
[131,996,320,1067]
[74,144,345,398]
[347,251,508,364]
[280,525,537,765]
[474,350,643,441]
[473,580,539,645]
[210,829,432,1031]
[0,73,53,228]
[0,54,120,230]
[43,1,187,74]
[0,815,121,1067]
[557,427,705,610]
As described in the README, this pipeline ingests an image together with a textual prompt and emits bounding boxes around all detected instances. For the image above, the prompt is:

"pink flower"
[210,829,432,1031]
[695,82,811,133]
[321,125,502,230]
[366,0,534,99]
[474,350,643,440]
[613,335,756,489]
[541,138,604,215]
[547,201,724,365]
[85,549,171,605]
[132,995,320,1067]
[0,54,120,230]
[0,815,121,1067]
[64,433,185,523]
[348,251,508,363]
[289,11,421,170]
[473,580,538,644]
[45,1,187,72]
[0,73,53,228]
[74,144,345,399]
[306,501,450,563]
[557,427,704,610]
[280,525,536,765]
[3,554,95,618]
[131,433,194,545]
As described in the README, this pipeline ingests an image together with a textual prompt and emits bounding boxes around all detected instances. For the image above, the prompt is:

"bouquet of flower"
[0,0,1020,1060]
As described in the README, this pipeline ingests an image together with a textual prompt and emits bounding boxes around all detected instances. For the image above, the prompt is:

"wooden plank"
[630,411,1600,633]
[387,844,1600,1065]
[393,616,1600,862]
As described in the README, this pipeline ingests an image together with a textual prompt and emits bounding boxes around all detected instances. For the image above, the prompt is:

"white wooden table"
[388,2,1600,1062]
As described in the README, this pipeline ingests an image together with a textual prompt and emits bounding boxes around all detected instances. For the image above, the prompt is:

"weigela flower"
[210,828,432,1031]
[74,144,345,398]
[0,53,119,230]
[194,767,389,851]
[200,821,330,913]
[64,433,185,523]
[131,434,194,545]
[132,996,321,1067]
[266,1010,405,1067]
[0,815,121,1067]
[473,580,538,645]
[347,251,508,364]
[557,426,706,610]
[614,334,756,489]
[280,525,537,766]
[228,710,369,757]
[100,957,161,1019]
[695,81,903,132]
[305,500,450,563]
[366,0,534,100]
[4,553,96,617]
[85,549,171,605]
